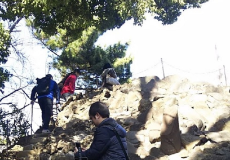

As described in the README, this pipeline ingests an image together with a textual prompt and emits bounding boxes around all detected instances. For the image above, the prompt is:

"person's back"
[100,63,119,91]
[61,73,76,94]
[57,72,72,93]
[30,74,60,133]
[61,69,81,101]
[96,118,127,160]
[31,74,60,101]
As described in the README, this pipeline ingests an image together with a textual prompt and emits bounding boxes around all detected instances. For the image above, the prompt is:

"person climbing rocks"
[74,101,129,160]
[60,68,81,101]
[30,74,60,133]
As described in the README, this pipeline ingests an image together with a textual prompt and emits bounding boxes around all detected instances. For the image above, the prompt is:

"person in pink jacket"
[61,69,81,101]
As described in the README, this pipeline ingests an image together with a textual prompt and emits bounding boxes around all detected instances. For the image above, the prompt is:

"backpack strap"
[101,124,129,160]
[112,127,129,160]
[108,68,117,78]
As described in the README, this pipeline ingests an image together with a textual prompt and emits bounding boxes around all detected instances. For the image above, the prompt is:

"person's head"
[89,101,110,126]
[74,69,81,76]
[103,63,112,70]
[46,74,53,79]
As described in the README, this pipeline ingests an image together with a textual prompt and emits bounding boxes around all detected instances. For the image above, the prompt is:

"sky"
[95,0,230,85]
[2,0,230,133]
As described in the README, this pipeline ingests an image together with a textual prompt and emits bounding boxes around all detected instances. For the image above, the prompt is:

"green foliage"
[50,27,133,85]
[0,23,11,90]
[0,105,30,146]
[113,56,133,84]
[152,0,209,25]
[24,0,129,36]
[21,0,209,38]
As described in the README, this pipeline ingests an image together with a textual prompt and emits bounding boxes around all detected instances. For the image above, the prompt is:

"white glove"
[56,103,61,109]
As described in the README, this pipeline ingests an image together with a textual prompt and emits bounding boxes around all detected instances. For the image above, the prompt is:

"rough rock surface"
[1,75,230,160]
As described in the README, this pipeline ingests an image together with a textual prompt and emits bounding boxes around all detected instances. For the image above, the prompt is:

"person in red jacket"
[61,69,81,101]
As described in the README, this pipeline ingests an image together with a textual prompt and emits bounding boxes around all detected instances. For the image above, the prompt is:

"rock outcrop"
[1,75,230,160]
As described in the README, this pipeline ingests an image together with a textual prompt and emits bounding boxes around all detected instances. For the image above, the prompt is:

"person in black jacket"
[30,74,60,133]
[74,101,128,160]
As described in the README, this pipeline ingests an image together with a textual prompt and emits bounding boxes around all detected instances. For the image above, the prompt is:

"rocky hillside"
[1,75,230,160]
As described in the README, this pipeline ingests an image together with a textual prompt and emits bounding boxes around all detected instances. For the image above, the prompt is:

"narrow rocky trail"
[1,75,230,160]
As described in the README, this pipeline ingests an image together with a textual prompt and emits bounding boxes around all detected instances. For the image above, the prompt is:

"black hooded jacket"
[75,118,127,160]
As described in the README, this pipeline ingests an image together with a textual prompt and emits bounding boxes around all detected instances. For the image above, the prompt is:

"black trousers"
[38,97,53,130]
[104,83,113,91]
[62,92,73,101]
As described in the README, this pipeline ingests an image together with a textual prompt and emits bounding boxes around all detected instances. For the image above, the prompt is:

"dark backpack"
[36,77,51,96]
[108,68,117,78]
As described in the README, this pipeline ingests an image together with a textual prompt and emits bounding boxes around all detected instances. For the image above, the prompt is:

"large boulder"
[160,105,181,155]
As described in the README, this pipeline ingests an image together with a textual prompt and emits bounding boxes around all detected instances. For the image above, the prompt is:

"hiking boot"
[42,129,51,134]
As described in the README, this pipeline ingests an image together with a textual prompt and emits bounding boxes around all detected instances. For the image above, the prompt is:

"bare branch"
[39,40,60,57]
[1,103,30,117]
[0,84,29,102]
[10,41,27,65]
[0,102,14,105]
[11,74,33,81]
[9,17,23,33]
[21,89,30,99]
[30,30,60,57]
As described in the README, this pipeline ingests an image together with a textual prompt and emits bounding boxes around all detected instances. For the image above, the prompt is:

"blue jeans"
[38,97,53,130]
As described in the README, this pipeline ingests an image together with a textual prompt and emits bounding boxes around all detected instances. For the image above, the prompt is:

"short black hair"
[46,74,53,79]
[103,63,112,70]
[89,101,110,118]
[74,69,81,74]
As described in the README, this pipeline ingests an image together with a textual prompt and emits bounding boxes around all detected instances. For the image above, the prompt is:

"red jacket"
[61,74,77,95]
